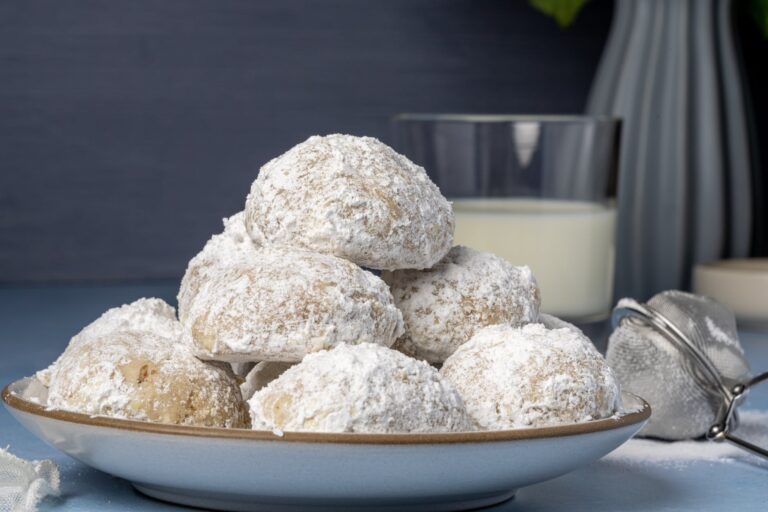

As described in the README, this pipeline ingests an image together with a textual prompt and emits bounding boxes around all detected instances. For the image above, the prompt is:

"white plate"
[3,378,649,511]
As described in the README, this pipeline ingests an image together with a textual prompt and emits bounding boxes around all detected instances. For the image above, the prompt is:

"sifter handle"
[720,433,768,459]
[707,370,768,461]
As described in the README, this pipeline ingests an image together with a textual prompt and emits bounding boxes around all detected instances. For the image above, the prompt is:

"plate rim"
[2,379,650,445]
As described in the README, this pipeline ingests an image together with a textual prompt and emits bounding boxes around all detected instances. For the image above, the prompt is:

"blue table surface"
[1,284,767,511]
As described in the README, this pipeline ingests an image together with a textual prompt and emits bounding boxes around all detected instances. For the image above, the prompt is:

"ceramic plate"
[3,378,650,511]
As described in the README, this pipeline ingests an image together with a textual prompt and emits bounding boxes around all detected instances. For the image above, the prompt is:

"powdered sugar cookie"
[248,343,473,433]
[47,331,249,428]
[244,134,454,270]
[183,246,404,362]
[178,211,257,323]
[441,323,620,429]
[36,298,182,387]
[383,246,540,362]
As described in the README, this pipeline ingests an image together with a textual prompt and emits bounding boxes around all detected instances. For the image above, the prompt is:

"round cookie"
[244,134,454,270]
[248,343,474,433]
[178,211,257,323]
[441,323,620,429]
[182,245,404,362]
[47,331,249,428]
[383,246,540,363]
[36,298,182,387]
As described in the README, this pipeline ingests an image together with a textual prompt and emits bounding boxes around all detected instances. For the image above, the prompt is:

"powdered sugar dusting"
[537,313,583,336]
[441,323,621,429]
[383,246,540,363]
[249,343,474,433]
[177,211,258,322]
[244,134,454,270]
[705,316,742,352]
[183,245,404,362]
[606,410,768,467]
[46,331,249,428]
[36,298,183,387]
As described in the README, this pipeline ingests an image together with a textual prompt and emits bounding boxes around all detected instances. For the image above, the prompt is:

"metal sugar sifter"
[608,290,768,459]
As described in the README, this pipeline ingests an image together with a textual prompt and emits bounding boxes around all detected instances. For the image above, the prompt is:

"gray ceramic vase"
[587,0,753,301]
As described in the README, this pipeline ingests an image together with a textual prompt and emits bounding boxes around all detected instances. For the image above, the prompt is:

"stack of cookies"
[38,134,621,433]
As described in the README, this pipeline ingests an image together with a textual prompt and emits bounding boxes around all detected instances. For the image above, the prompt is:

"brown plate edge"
[2,379,650,445]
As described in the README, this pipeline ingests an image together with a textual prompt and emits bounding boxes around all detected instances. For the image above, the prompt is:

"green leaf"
[753,0,768,38]
[529,0,590,28]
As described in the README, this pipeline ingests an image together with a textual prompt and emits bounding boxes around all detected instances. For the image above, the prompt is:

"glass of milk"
[393,114,621,322]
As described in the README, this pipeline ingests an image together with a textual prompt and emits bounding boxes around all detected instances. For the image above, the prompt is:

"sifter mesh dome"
[607,290,752,440]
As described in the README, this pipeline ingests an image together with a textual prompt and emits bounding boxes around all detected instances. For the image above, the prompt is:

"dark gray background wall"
[1,0,765,282]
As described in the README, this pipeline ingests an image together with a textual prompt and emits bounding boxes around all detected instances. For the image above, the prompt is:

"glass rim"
[393,113,621,124]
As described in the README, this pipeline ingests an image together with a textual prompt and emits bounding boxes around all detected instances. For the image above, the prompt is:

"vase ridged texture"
[587,0,753,300]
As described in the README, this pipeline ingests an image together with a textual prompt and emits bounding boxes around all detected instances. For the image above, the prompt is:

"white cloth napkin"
[0,447,59,512]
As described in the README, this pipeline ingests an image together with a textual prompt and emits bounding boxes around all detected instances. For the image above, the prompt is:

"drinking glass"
[393,114,621,322]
